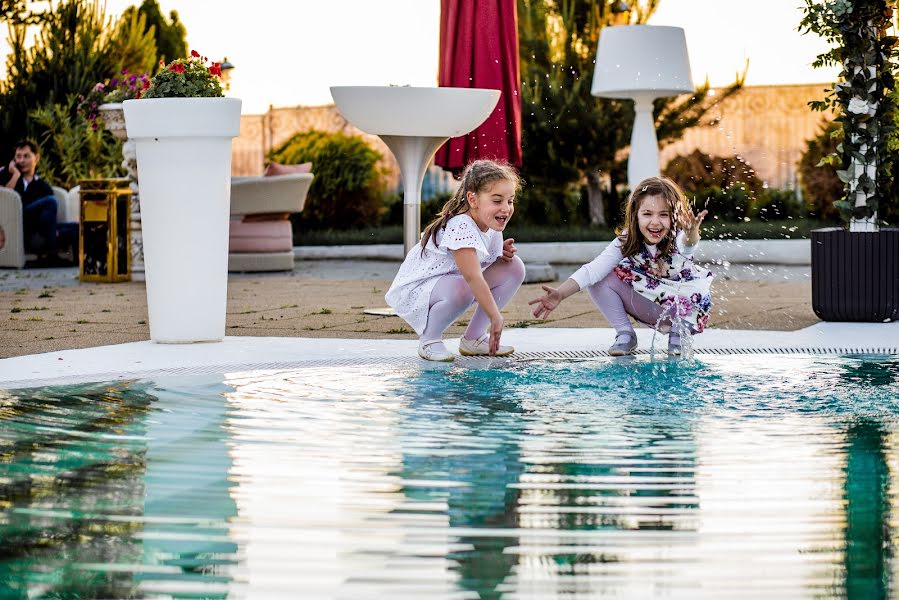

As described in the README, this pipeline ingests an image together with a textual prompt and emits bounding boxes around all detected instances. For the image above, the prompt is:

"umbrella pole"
[380,135,449,255]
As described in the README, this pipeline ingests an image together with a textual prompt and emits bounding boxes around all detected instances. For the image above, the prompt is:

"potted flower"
[801,0,899,322]
[123,51,241,343]
[80,71,152,138]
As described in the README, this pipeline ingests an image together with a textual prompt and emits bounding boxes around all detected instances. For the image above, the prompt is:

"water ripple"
[0,355,896,597]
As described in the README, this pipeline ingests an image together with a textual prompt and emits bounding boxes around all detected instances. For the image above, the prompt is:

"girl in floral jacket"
[529,176,713,356]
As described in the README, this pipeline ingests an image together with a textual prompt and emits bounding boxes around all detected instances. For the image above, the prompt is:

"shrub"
[754,188,806,221]
[665,149,765,197]
[30,101,124,189]
[270,130,386,231]
[797,121,842,223]
[515,182,588,227]
[665,150,770,222]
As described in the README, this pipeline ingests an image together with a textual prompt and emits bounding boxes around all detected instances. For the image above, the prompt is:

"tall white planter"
[123,97,241,343]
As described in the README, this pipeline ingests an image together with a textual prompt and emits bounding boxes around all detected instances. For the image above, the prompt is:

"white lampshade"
[592,25,693,98]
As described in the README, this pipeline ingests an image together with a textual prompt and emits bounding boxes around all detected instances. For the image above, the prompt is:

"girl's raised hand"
[528,285,563,319]
[679,207,708,236]
[501,238,517,262]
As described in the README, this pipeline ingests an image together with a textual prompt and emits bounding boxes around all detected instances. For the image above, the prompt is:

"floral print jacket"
[615,245,714,332]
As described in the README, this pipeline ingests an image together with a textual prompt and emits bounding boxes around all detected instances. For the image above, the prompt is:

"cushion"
[263,162,312,176]
[229,219,293,253]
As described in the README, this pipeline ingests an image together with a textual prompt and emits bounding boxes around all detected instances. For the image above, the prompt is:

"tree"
[517,0,744,226]
[131,0,187,65]
[0,0,156,184]
[0,0,44,24]
[107,9,159,76]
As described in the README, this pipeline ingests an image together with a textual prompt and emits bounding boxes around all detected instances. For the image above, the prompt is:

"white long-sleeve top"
[569,234,697,290]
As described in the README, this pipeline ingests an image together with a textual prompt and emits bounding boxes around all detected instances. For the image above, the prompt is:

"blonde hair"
[617,176,690,258]
[420,159,522,253]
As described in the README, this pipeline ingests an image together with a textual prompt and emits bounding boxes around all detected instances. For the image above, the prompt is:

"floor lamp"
[591,25,694,189]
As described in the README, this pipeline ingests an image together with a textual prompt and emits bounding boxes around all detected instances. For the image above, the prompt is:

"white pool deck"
[0,322,896,389]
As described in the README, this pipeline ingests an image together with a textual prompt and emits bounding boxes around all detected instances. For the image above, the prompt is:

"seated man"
[0,140,71,266]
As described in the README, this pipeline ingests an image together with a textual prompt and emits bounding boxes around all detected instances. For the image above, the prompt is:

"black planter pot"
[811,227,899,322]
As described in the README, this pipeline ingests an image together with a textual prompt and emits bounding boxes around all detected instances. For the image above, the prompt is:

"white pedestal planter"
[123,97,241,343]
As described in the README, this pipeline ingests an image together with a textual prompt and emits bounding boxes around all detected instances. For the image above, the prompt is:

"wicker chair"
[0,185,74,268]
[228,173,313,272]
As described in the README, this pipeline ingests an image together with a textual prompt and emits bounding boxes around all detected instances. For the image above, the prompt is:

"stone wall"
[659,83,834,189]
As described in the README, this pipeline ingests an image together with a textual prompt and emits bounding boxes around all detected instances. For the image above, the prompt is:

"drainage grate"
[2,348,896,390]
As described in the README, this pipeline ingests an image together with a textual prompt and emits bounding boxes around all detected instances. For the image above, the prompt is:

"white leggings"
[421,256,526,343]
[585,272,690,336]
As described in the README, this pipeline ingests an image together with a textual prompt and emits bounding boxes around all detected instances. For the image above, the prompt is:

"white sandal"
[418,340,455,362]
[459,334,514,357]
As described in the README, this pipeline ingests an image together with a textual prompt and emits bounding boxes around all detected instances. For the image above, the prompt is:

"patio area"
[0,244,821,362]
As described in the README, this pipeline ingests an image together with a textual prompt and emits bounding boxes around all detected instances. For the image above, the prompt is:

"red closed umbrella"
[434,0,523,172]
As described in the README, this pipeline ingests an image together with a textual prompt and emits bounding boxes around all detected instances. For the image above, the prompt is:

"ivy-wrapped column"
[801,0,898,232]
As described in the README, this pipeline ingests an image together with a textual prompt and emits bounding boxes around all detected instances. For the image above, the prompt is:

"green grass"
[294,219,831,246]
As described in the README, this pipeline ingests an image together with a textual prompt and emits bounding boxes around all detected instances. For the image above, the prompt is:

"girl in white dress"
[529,176,713,356]
[386,160,525,361]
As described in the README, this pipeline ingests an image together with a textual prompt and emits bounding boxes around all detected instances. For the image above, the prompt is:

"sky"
[1,0,840,115]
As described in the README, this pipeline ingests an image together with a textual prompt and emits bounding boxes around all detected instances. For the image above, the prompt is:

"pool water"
[1,354,898,598]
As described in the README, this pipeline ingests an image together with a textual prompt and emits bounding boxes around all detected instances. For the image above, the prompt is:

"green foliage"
[755,189,807,221]
[799,0,898,223]
[798,121,844,222]
[516,0,744,227]
[665,149,805,222]
[142,54,223,98]
[29,101,124,188]
[0,0,44,24]
[130,0,186,65]
[0,0,157,170]
[269,130,386,231]
[106,8,158,76]
[665,149,764,197]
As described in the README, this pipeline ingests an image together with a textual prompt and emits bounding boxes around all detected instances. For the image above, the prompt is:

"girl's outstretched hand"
[489,315,504,355]
[501,238,517,262]
[529,285,563,319]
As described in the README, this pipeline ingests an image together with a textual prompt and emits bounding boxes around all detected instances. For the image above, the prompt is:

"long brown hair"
[420,159,521,253]
[617,176,690,258]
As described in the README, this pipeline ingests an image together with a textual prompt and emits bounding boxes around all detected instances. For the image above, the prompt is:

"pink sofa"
[228,172,313,272]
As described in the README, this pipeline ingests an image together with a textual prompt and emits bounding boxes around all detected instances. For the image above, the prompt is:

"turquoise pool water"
[0,354,898,598]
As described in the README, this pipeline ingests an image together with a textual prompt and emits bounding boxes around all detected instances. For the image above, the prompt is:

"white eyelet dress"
[385,214,503,335]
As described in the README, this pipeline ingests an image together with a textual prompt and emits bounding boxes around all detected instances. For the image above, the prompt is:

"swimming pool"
[1,353,897,598]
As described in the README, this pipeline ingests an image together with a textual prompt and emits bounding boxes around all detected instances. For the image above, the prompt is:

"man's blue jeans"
[22,194,58,255]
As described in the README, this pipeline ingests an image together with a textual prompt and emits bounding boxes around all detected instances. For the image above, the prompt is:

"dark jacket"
[0,168,55,207]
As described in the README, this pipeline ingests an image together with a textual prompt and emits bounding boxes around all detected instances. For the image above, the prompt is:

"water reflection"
[0,376,239,598]
[398,367,527,599]
[137,377,238,598]
[0,382,153,596]
[844,420,889,599]
[0,355,897,598]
